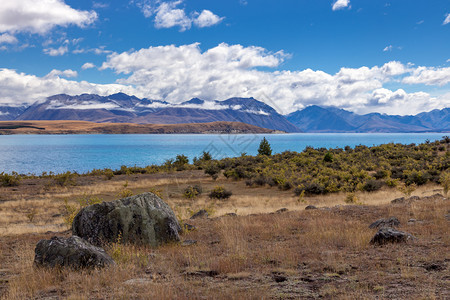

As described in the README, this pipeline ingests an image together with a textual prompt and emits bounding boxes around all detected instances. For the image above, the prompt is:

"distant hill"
[14,93,301,133]
[0,121,277,135]
[287,105,450,133]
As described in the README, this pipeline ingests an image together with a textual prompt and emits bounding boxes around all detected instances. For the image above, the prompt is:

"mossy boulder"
[34,236,115,269]
[72,192,181,247]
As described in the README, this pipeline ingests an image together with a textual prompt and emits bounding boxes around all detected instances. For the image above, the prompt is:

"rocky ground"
[0,173,449,299]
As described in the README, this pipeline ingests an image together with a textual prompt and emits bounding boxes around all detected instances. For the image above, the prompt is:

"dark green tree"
[257,137,272,156]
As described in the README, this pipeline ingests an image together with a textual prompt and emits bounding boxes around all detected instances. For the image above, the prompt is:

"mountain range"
[0,93,448,133]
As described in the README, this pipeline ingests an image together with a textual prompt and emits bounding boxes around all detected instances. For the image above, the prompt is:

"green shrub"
[323,152,333,162]
[54,171,77,186]
[174,154,189,171]
[209,186,232,200]
[204,163,220,180]
[362,179,383,192]
[183,185,202,199]
[0,172,20,187]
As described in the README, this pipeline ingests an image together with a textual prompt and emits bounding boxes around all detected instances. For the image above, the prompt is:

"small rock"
[423,262,445,272]
[305,205,317,210]
[370,227,414,245]
[369,217,400,229]
[190,209,208,219]
[272,272,287,283]
[183,223,196,231]
[391,197,405,204]
[408,219,417,223]
[276,208,288,213]
[34,236,115,269]
[224,213,237,217]
[181,240,197,247]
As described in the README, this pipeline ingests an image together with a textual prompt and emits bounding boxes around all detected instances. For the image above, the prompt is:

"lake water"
[0,133,446,175]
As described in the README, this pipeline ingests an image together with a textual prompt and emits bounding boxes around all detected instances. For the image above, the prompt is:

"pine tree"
[257,137,272,156]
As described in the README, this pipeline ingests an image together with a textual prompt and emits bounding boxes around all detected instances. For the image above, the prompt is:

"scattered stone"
[391,197,405,204]
[34,236,115,269]
[183,223,196,231]
[423,262,445,272]
[181,240,197,247]
[224,212,237,217]
[72,192,181,247]
[186,269,219,277]
[190,209,208,219]
[408,219,417,223]
[305,205,317,210]
[369,217,400,229]
[272,272,287,283]
[445,214,450,221]
[370,227,414,245]
[276,208,289,213]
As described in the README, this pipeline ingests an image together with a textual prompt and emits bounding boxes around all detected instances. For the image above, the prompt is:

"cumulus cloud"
[43,45,69,56]
[97,43,447,115]
[0,68,135,105]
[1,43,448,115]
[193,10,224,28]
[0,0,97,34]
[444,13,450,25]
[0,33,18,44]
[383,45,393,52]
[133,0,224,30]
[332,0,350,11]
[81,63,95,70]
[154,1,192,31]
[402,66,450,86]
[45,69,78,78]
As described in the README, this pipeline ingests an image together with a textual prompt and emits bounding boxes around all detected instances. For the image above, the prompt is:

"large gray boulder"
[370,227,414,245]
[72,192,181,247]
[34,236,115,269]
[369,217,400,229]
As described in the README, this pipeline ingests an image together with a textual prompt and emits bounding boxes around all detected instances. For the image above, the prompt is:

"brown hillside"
[0,121,277,135]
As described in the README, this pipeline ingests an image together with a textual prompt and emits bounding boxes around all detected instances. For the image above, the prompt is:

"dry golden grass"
[0,172,449,299]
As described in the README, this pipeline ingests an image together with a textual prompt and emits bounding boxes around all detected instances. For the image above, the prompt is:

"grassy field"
[0,168,449,299]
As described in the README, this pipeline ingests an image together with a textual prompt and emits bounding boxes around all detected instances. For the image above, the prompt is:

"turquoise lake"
[0,133,446,174]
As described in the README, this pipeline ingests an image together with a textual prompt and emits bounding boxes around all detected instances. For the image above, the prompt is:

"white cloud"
[45,69,78,78]
[1,43,448,115]
[73,46,112,55]
[43,45,69,56]
[402,66,450,86]
[97,43,447,115]
[332,0,350,11]
[383,45,393,52]
[154,1,192,31]
[81,63,95,70]
[193,10,224,28]
[444,13,450,25]
[0,68,135,105]
[134,0,224,30]
[0,33,18,44]
[0,0,97,34]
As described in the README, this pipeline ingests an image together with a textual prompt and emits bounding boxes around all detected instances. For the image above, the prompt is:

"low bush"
[209,186,232,200]
[183,185,202,199]
[0,172,20,187]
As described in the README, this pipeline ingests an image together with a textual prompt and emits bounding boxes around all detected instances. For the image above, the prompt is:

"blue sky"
[0,0,449,115]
